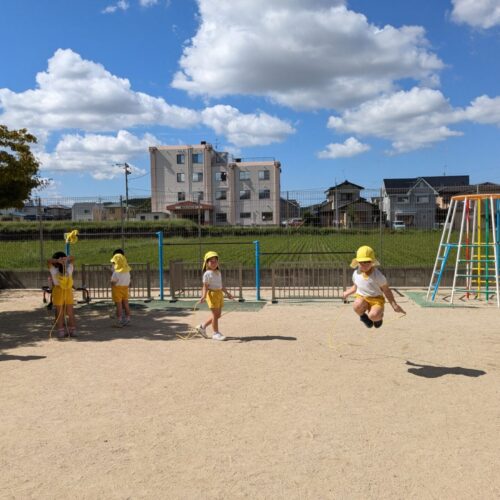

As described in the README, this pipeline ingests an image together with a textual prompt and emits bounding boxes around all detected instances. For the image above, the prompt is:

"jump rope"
[327,298,408,361]
[176,298,238,340]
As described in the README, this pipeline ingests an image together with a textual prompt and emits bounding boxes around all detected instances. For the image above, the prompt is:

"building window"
[140,215,146,221]
[397,196,409,204]
[192,152,203,163]
[192,172,203,182]
[176,153,185,164]
[239,171,251,180]
[240,212,251,219]
[193,191,204,201]
[176,172,185,182]
[417,195,429,204]
[240,190,251,200]
[215,212,227,223]
[215,171,227,182]
[153,215,159,220]
[262,212,273,221]
[258,170,270,180]
[216,190,227,200]
[259,189,270,199]
[341,193,353,202]
[177,192,185,201]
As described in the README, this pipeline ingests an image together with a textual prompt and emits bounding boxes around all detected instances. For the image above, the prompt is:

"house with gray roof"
[382,175,469,229]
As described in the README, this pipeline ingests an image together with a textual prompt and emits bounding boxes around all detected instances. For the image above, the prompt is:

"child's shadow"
[406,361,486,378]
[226,335,296,342]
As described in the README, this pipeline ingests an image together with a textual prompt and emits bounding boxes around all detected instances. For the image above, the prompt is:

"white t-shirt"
[49,263,73,285]
[352,268,387,297]
[111,271,131,286]
[202,270,222,290]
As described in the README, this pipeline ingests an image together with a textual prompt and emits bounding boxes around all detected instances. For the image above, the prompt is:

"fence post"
[238,264,243,301]
[156,230,164,300]
[146,262,151,300]
[253,240,260,300]
[37,197,44,272]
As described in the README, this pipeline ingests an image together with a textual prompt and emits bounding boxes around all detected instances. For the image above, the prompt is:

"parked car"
[281,218,304,227]
[392,221,406,230]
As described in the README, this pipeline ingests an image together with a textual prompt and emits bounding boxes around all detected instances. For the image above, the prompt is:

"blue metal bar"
[432,244,452,301]
[253,240,260,301]
[65,241,70,256]
[157,231,164,301]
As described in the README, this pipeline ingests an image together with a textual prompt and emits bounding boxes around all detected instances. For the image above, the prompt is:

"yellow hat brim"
[350,258,380,268]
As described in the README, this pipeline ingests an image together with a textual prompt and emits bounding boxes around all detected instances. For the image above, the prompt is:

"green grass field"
[0,230,444,270]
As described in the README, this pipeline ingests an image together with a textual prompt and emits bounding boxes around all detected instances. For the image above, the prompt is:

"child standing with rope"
[343,246,405,328]
[48,251,77,339]
[196,251,233,341]
[110,249,131,327]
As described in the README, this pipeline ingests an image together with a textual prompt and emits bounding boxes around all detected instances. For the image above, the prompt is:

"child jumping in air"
[47,251,77,339]
[196,251,234,341]
[343,245,405,328]
[110,249,131,327]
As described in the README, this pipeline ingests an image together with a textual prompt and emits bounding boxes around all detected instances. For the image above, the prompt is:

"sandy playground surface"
[0,288,499,499]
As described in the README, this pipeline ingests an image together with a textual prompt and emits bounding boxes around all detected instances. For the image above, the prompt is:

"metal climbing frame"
[427,194,500,307]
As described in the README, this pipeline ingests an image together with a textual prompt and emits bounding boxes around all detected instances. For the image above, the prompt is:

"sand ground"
[0,289,499,499]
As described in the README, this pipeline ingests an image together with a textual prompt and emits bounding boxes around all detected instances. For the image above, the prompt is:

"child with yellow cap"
[110,249,131,327]
[343,246,405,328]
[47,251,77,339]
[196,251,234,341]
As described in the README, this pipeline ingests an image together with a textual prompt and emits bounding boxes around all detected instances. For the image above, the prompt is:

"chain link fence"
[1,182,499,292]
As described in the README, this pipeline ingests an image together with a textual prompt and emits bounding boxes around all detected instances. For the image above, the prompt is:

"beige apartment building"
[150,142,281,225]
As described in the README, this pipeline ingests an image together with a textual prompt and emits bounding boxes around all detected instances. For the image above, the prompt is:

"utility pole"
[123,163,132,221]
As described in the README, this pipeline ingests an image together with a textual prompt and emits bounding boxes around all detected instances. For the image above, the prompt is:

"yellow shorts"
[112,285,129,303]
[206,289,224,309]
[52,285,74,306]
[355,294,385,309]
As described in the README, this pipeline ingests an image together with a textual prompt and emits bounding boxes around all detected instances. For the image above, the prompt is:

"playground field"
[1,289,499,499]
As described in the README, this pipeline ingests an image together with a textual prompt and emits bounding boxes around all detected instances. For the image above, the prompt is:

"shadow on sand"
[225,335,296,342]
[406,361,486,378]
[0,302,193,353]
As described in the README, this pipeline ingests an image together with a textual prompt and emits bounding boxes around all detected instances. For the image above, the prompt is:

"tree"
[0,125,46,209]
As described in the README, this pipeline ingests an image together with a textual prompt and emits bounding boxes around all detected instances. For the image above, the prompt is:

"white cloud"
[0,49,199,132]
[451,0,500,29]
[102,0,130,14]
[464,95,500,124]
[318,137,370,159]
[38,130,153,180]
[172,0,443,110]
[201,105,295,146]
[327,87,464,153]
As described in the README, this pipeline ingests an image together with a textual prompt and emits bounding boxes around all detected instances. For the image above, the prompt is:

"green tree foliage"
[0,125,45,209]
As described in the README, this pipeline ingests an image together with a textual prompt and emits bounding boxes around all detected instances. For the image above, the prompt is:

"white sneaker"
[212,332,226,341]
[196,324,208,338]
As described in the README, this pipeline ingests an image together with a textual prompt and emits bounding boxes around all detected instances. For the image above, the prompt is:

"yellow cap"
[203,251,219,271]
[350,245,380,268]
[110,253,131,273]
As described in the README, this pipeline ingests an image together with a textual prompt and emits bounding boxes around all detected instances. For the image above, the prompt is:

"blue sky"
[1,0,500,199]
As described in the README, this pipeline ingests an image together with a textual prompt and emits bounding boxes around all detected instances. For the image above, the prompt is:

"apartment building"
[150,142,281,225]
